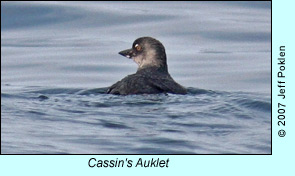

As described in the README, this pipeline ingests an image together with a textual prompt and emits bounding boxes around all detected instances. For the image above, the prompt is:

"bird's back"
[107,67,187,95]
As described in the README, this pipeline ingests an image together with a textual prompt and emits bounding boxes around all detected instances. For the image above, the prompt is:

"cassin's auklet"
[107,37,187,95]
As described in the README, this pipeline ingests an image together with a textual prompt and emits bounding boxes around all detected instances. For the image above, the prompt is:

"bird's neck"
[137,63,168,74]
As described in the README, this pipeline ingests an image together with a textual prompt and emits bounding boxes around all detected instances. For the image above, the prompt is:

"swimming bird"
[107,37,187,95]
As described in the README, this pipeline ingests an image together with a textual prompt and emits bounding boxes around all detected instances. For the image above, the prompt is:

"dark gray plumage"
[107,37,187,95]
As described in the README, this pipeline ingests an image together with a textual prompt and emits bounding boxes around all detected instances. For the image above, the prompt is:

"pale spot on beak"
[126,55,131,58]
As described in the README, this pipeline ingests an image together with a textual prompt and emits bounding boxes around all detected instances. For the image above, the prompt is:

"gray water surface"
[1,1,271,154]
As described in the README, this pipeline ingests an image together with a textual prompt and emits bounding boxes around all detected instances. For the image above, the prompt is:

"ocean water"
[1,1,271,154]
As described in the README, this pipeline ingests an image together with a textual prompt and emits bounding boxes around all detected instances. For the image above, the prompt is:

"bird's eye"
[135,44,142,51]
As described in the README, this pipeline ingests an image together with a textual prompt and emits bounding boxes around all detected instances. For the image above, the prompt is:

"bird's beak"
[118,48,133,59]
